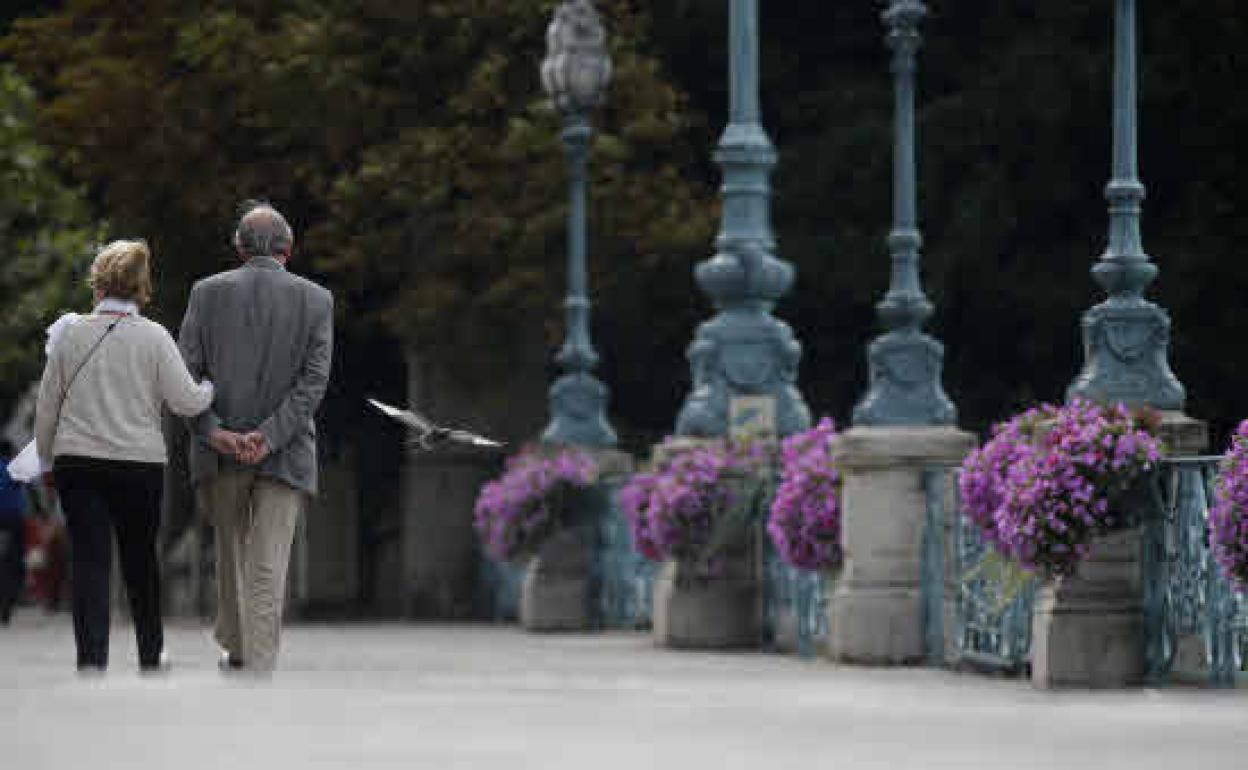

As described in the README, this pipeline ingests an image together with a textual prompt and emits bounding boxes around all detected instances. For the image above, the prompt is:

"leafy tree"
[0,63,104,410]
[5,0,716,446]
[10,0,1248,449]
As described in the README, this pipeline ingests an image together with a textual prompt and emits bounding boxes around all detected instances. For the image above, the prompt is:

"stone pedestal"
[1031,409,1207,689]
[520,526,593,631]
[826,426,973,664]
[1157,410,1208,456]
[402,447,501,619]
[1031,526,1145,688]
[652,547,762,649]
[292,447,360,617]
[519,449,632,632]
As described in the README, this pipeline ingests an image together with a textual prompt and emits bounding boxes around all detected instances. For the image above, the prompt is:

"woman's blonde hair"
[88,239,152,305]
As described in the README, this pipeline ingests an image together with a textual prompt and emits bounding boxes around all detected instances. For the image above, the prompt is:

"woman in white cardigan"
[34,240,213,673]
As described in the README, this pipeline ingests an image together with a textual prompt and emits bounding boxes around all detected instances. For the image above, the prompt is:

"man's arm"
[252,290,334,457]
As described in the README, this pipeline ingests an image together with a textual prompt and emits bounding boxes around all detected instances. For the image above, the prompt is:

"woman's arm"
[33,351,65,471]
[155,325,214,417]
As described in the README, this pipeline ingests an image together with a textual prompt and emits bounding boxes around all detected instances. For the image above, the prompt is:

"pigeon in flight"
[367,398,505,451]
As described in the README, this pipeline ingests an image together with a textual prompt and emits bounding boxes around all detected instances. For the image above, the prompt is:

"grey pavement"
[3,613,1247,770]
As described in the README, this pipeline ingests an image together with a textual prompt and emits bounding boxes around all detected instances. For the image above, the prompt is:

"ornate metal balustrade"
[597,478,656,629]
[1144,457,1248,687]
[477,555,525,622]
[923,466,1035,673]
[761,540,829,657]
[923,458,1248,686]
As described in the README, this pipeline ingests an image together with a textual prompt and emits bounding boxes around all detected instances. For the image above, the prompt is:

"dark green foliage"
[5,0,1248,447]
[0,64,103,408]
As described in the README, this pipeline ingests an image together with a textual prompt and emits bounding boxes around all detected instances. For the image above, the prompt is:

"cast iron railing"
[1144,457,1248,687]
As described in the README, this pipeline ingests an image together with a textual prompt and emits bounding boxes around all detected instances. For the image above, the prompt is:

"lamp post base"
[853,330,956,427]
[542,372,617,448]
[1067,299,1184,411]
[675,310,809,439]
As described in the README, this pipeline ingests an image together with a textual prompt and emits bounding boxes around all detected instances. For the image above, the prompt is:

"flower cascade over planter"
[958,399,1162,579]
[1211,420,1248,591]
[473,446,598,562]
[619,437,769,563]
[766,417,842,571]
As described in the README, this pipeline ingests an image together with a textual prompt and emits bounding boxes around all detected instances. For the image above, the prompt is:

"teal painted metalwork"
[541,0,618,447]
[761,538,829,658]
[922,466,1034,673]
[1143,458,1248,687]
[921,468,947,665]
[675,0,810,438]
[597,478,656,629]
[477,556,525,622]
[854,1,955,427]
[1067,0,1184,409]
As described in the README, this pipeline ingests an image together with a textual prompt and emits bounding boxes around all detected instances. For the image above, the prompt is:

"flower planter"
[1030,525,1145,688]
[652,543,762,649]
[519,523,596,632]
[516,453,632,632]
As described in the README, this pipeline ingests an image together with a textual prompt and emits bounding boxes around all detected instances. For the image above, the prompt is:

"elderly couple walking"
[32,202,333,675]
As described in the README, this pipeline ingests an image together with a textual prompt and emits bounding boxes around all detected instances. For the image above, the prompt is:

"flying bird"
[367,398,505,451]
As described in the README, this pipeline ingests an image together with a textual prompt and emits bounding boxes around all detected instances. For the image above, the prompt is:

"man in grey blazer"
[178,201,333,673]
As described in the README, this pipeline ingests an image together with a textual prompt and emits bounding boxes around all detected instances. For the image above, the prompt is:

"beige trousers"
[199,470,304,672]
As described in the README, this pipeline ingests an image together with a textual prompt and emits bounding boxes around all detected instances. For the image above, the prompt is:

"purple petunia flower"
[958,399,1162,579]
[766,417,842,572]
[472,445,598,562]
[1211,420,1248,591]
[619,436,769,563]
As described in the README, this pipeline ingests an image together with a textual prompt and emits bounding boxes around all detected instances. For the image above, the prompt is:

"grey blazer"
[178,256,334,494]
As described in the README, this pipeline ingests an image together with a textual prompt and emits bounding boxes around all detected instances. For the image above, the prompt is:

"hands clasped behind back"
[207,428,271,465]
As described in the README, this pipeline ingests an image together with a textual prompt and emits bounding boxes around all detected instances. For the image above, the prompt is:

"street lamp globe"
[541,0,612,115]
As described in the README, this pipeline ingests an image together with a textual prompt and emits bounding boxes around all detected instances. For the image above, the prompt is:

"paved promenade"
[3,613,1246,770]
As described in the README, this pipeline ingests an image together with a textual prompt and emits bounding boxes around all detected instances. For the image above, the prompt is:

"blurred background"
[0,1,1244,616]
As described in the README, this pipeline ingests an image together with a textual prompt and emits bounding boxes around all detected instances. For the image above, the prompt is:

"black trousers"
[54,456,164,668]
[0,517,23,623]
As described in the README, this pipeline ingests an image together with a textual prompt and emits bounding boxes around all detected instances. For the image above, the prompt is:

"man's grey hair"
[234,200,294,258]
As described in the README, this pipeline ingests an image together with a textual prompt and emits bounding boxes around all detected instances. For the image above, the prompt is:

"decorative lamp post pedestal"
[651,550,762,649]
[826,427,971,663]
[1035,0,1208,689]
[520,448,633,632]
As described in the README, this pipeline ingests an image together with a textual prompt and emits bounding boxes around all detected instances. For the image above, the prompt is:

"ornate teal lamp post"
[674,0,810,438]
[827,0,972,667]
[540,0,617,447]
[1067,0,1184,409]
[852,0,955,427]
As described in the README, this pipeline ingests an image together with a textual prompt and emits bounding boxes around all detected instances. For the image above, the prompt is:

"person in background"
[34,240,215,673]
[0,439,28,625]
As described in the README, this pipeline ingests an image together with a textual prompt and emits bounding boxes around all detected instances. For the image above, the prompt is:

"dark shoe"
[140,652,171,674]
[76,663,106,677]
[218,651,245,672]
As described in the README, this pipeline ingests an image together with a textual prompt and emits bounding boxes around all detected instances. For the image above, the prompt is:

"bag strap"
[49,316,125,445]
